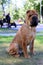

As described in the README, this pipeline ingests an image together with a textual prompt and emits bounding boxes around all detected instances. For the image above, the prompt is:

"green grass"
[0,35,43,65]
[0,36,14,43]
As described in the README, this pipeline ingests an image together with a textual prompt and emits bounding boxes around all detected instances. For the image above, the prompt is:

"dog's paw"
[30,52,36,56]
[25,55,31,58]
[15,54,20,57]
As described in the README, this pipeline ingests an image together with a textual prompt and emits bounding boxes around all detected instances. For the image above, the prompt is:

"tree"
[13,9,19,20]
[35,0,43,15]
[0,0,10,16]
[35,3,40,14]
[0,0,7,15]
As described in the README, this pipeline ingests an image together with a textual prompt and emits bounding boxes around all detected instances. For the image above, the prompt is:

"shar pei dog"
[7,10,40,58]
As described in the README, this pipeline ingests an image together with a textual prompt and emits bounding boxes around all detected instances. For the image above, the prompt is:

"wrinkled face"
[26,10,40,27]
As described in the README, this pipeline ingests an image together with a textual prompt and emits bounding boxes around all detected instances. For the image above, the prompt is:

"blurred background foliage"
[0,0,43,21]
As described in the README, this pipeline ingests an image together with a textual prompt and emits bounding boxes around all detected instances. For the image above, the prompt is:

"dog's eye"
[29,15,32,17]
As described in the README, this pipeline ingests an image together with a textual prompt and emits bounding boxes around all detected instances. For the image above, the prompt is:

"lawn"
[0,35,43,65]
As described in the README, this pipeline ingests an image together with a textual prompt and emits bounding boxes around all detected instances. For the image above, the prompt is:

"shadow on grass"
[0,43,43,65]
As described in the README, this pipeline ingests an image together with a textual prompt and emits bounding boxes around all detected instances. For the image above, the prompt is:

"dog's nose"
[32,16,38,21]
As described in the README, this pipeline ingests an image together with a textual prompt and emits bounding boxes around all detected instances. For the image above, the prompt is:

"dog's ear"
[25,10,30,25]
[24,20,26,23]
[26,10,30,14]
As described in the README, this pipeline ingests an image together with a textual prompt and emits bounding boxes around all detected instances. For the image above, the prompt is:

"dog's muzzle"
[30,16,39,27]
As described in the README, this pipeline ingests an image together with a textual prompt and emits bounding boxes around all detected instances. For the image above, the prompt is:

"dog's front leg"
[29,39,34,55]
[22,42,30,58]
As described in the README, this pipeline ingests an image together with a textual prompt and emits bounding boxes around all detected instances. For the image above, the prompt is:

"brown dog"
[7,10,39,58]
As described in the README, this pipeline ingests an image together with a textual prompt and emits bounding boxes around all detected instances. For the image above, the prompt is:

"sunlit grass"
[0,36,14,43]
[0,35,43,44]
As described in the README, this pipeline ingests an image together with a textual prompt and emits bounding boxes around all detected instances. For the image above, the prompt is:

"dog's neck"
[24,23,36,32]
[29,26,36,32]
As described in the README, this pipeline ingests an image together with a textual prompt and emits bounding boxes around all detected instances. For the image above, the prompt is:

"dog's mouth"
[30,16,39,27]
[30,21,38,27]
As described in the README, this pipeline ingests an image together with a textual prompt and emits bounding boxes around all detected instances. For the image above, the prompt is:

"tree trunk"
[2,4,5,16]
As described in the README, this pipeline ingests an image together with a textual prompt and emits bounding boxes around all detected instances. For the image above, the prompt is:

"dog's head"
[25,10,40,27]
